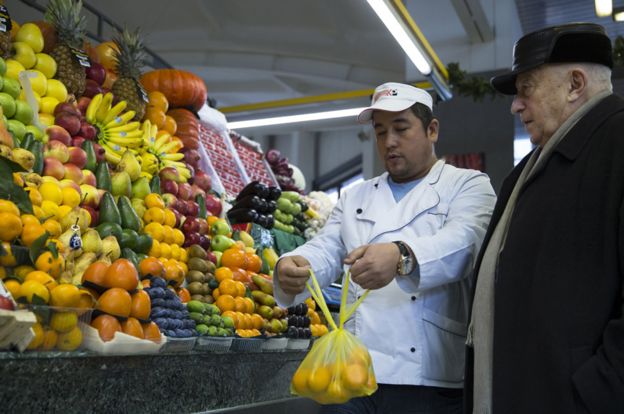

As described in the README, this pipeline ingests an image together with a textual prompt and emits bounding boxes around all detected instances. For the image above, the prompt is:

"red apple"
[82,169,97,186]
[161,193,177,207]
[0,295,15,310]
[86,61,106,85]
[192,170,211,192]
[159,166,180,183]
[55,113,81,136]
[60,179,82,194]
[183,232,201,248]
[161,180,178,196]
[197,218,209,234]
[79,120,97,141]
[186,200,199,217]
[63,163,84,184]
[182,217,200,234]
[83,79,102,98]
[79,184,100,208]
[92,142,105,162]
[53,102,81,118]
[177,182,192,200]
[183,149,200,168]
[46,125,72,146]
[83,205,99,226]
[68,146,87,169]
[71,136,85,148]
[206,250,217,265]
[171,208,182,228]
[44,140,70,163]
[205,194,222,217]
[175,199,188,216]
[199,235,211,251]
[76,96,91,116]
[190,184,206,200]
[43,157,65,180]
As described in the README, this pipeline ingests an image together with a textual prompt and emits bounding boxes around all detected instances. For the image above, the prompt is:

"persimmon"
[139,257,164,279]
[104,259,139,291]
[82,262,108,290]
[142,321,161,343]
[130,290,151,320]
[96,288,132,318]
[122,317,145,339]
[177,287,191,303]
[91,314,122,342]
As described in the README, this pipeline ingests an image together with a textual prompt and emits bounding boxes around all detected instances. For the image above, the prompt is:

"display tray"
[82,323,165,355]
[286,338,310,350]
[261,336,288,352]
[230,337,264,352]
[160,336,197,353]
[194,336,233,352]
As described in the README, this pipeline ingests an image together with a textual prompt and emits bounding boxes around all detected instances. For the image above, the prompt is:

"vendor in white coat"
[274,82,496,414]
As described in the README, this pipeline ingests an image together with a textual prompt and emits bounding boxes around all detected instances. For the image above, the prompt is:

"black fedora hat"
[491,22,613,95]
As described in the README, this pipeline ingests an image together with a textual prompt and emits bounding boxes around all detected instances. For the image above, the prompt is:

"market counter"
[1,348,309,413]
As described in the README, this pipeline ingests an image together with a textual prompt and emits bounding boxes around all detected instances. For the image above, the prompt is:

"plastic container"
[195,336,233,352]
[286,338,311,350]
[82,323,165,355]
[261,336,288,352]
[230,337,264,352]
[23,305,93,352]
[160,336,197,353]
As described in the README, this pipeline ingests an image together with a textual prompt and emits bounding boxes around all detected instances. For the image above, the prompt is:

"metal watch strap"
[392,241,412,275]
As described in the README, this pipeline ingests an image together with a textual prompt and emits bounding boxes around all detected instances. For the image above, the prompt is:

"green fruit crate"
[194,336,233,352]
[261,336,288,352]
[230,337,264,352]
[159,336,197,353]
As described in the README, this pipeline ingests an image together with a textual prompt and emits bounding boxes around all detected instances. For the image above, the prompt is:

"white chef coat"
[274,160,496,388]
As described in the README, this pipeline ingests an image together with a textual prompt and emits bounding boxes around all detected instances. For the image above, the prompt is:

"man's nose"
[511,96,524,114]
[385,130,399,147]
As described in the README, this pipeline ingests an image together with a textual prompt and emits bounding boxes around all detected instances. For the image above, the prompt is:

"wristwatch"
[392,241,415,275]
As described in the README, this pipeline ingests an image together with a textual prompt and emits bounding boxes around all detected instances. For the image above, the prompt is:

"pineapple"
[111,28,147,121]
[0,1,12,58]
[45,0,87,97]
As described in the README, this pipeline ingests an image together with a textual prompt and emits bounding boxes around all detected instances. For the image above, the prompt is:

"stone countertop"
[0,348,309,414]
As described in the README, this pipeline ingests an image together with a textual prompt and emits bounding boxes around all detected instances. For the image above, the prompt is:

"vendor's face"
[373,109,438,182]
[511,65,570,147]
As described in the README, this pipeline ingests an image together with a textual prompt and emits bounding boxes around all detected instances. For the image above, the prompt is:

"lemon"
[39,96,59,115]
[61,187,80,208]
[56,205,72,220]
[50,311,78,333]
[172,229,185,246]
[40,200,59,220]
[39,182,63,204]
[45,79,68,103]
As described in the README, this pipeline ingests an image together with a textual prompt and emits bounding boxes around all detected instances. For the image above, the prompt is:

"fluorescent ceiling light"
[366,0,432,75]
[595,0,612,17]
[614,7,624,21]
[228,107,366,129]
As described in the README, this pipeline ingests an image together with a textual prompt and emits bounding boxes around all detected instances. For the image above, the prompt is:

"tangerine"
[42,219,62,238]
[104,259,139,291]
[138,257,164,279]
[91,314,121,342]
[246,253,262,273]
[211,288,220,299]
[0,212,23,242]
[50,311,78,333]
[219,279,238,297]
[96,287,132,318]
[308,366,332,393]
[326,381,349,404]
[148,90,169,112]
[342,363,369,390]
[215,267,233,283]
[215,294,235,312]
[20,214,40,227]
[292,367,310,394]
[27,322,44,350]
[3,279,20,298]
[130,290,151,320]
[145,107,166,129]
[20,222,46,246]
[82,261,109,290]
[121,317,145,339]
[49,283,81,307]
[41,329,58,351]
[0,242,17,266]
[221,248,247,269]
[18,280,50,304]
[56,325,83,351]
[142,321,162,343]
[35,251,64,278]
[163,115,177,135]
[0,200,20,216]
[76,288,97,310]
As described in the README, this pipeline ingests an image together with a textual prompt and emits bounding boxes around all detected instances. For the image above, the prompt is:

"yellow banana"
[104,109,135,129]
[304,207,320,219]
[105,121,141,134]
[162,160,187,169]
[161,152,184,161]
[85,93,103,123]
[153,134,171,152]
[102,100,128,125]
[101,143,123,164]
[95,92,114,124]
[106,129,144,139]
[106,135,145,146]
[158,140,180,154]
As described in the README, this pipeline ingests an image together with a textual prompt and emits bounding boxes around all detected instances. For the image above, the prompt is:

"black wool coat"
[465,94,624,414]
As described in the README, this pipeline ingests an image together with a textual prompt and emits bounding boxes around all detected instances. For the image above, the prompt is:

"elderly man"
[466,23,624,413]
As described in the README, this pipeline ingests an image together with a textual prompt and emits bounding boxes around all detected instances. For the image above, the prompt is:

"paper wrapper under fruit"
[290,270,377,404]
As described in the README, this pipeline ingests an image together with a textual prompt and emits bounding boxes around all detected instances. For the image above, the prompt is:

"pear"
[117,150,141,181]
[238,230,255,248]
[131,176,151,200]
[101,235,121,260]
[82,229,103,255]
[58,227,83,260]
[131,198,147,219]
[11,148,35,171]
[60,207,90,232]
[111,171,132,197]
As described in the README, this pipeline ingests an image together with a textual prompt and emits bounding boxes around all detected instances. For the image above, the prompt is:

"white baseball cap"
[357,82,433,124]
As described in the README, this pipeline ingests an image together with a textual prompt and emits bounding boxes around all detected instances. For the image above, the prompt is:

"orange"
[96,287,132,318]
[49,283,81,307]
[219,279,238,297]
[145,107,166,129]
[246,253,262,273]
[148,91,169,112]
[251,313,264,330]
[234,280,246,297]
[41,329,58,351]
[20,214,40,227]
[162,115,177,135]
[27,322,44,350]
[211,287,220,299]
[20,223,46,246]
[308,366,332,393]
[130,290,151,320]
[50,311,78,333]
[342,363,369,390]
[82,261,109,290]
[121,317,145,339]
[4,279,20,298]
[234,296,247,313]
[0,212,23,242]
[243,297,255,313]
[144,193,164,209]
[42,219,62,238]
[221,310,238,326]
[142,321,161,343]
[214,267,233,283]
[163,261,182,287]
[215,294,235,312]
[18,280,50,304]
[138,257,164,279]
[35,251,64,278]
[104,259,139,291]
[177,287,191,303]
[292,368,310,394]
[232,267,251,285]
[95,41,119,72]
[0,242,17,266]
[221,248,247,269]
[91,314,122,342]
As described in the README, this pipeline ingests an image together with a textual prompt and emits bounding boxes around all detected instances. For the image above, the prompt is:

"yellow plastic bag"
[290,270,377,404]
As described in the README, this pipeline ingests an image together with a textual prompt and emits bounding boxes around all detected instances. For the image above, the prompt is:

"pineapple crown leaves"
[44,0,86,49]
[113,27,147,80]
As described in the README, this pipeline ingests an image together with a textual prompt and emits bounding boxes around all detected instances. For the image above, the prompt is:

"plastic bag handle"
[306,270,338,331]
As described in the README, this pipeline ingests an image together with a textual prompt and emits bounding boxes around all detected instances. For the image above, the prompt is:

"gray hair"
[577,62,613,93]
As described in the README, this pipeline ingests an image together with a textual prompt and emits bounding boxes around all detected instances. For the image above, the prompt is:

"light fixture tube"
[228,107,366,130]
[613,6,624,21]
[595,0,612,17]
[366,0,432,75]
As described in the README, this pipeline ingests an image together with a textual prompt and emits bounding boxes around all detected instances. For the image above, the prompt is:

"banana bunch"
[138,120,191,182]
[85,93,145,164]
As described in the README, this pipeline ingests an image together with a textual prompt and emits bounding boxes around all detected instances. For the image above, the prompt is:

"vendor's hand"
[275,255,312,295]
[344,243,401,290]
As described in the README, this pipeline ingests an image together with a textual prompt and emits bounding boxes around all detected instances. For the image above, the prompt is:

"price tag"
[137,82,149,103]
[70,47,91,68]
[0,6,11,33]
[69,224,82,250]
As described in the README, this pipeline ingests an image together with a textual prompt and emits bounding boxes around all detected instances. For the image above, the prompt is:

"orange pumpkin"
[140,69,208,112]
[167,108,200,150]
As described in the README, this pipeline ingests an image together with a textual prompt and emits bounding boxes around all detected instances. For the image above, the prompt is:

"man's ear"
[568,69,587,102]
[427,118,439,143]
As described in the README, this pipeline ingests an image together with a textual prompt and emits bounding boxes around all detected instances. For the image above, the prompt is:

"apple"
[85,61,106,85]
[183,149,200,168]
[79,120,97,141]
[171,209,182,228]
[0,295,15,310]
[205,194,222,217]
[7,120,26,141]
[25,125,44,141]
[206,250,218,265]
[191,170,212,192]
[197,218,209,234]
[13,100,34,125]
[161,180,178,196]
[82,205,98,227]
[199,235,211,251]
[68,146,87,169]
[83,79,102,98]
[79,184,100,208]
[43,157,65,180]
[34,52,57,79]
[92,142,105,162]
[53,102,80,118]
[12,41,36,69]
[211,234,234,252]
[177,182,192,200]
[0,92,16,118]
[82,169,97,187]
[71,136,85,148]
[46,125,72,146]
[182,217,199,234]
[59,178,81,194]
[15,23,44,53]
[1,78,21,99]
[190,184,206,200]
[161,193,177,207]
[63,163,84,184]
[55,112,81,136]
[186,200,199,217]
[183,232,201,248]
[76,96,91,116]
[210,220,231,236]
[175,199,188,216]
[44,140,70,163]
[159,166,180,183]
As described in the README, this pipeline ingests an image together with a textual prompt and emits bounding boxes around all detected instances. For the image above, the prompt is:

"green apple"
[34,53,57,79]
[0,92,16,118]
[210,219,231,236]
[15,23,44,54]
[11,42,36,69]
[7,119,26,141]
[25,125,43,140]
[0,57,6,76]
[13,100,34,125]
[2,78,21,99]
[24,70,47,96]
[211,234,234,252]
